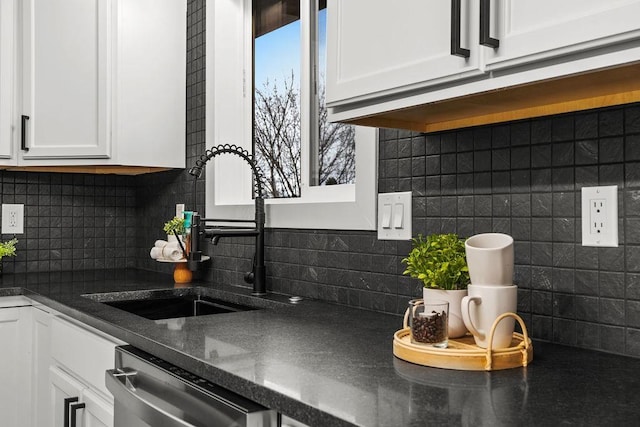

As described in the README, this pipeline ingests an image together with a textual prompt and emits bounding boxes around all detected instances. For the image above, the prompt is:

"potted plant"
[402,233,470,338]
[163,217,186,242]
[0,238,18,275]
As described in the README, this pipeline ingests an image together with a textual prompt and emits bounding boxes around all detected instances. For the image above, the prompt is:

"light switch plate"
[378,192,411,240]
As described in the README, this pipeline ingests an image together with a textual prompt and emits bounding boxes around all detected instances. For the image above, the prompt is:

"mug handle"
[461,296,484,339]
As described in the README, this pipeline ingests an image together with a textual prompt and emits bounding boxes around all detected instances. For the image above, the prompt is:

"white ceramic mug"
[465,233,514,286]
[461,284,517,349]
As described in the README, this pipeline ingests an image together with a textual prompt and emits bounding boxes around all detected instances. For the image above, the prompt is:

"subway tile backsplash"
[1,0,640,358]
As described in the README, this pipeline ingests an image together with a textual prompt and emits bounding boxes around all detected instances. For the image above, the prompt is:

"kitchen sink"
[84,288,260,320]
[103,295,257,320]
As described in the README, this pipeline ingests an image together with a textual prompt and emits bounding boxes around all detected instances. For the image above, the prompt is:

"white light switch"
[377,192,411,240]
[382,204,392,229]
[393,203,404,229]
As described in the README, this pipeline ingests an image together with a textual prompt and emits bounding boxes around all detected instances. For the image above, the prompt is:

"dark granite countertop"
[2,269,640,426]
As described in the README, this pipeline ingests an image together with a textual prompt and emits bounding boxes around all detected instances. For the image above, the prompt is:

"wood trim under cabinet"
[343,62,640,133]
[0,166,176,175]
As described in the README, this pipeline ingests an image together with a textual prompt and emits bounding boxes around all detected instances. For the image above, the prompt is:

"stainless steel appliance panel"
[107,345,276,427]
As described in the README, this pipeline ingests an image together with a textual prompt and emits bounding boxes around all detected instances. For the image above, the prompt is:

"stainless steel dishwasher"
[106,345,277,427]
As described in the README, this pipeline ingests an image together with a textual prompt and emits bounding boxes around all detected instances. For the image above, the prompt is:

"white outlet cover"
[581,185,618,247]
[1,203,25,234]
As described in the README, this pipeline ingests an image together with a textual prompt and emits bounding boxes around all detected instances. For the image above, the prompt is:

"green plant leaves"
[401,233,469,290]
[163,217,186,235]
[0,238,18,259]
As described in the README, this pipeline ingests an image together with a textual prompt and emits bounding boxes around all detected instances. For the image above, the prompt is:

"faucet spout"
[205,228,260,240]
[187,144,268,296]
[208,228,259,246]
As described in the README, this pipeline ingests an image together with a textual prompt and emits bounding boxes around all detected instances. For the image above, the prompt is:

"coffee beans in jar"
[411,310,447,344]
[407,299,449,348]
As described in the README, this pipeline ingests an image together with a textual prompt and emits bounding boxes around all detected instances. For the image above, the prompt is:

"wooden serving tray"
[393,312,533,371]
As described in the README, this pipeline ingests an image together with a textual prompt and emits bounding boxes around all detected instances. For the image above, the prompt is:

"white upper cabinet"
[0,0,15,160]
[21,0,110,159]
[326,0,640,131]
[1,0,186,172]
[484,0,640,71]
[326,0,483,106]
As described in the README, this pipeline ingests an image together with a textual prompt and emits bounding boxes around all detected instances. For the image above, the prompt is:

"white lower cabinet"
[50,366,85,427]
[48,315,123,427]
[81,388,114,427]
[0,297,122,427]
[32,306,52,427]
[50,366,112,427]
[0,302,32,427]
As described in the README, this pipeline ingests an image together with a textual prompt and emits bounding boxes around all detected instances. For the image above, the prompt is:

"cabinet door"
[484,0,640,71]
[0,0,16,161]
[50,366,85,427]
[32,307,52,427]
[82,388,113,427]
[21,0,111,159]
[0,307,32,427]
[114,0,186,169]
[326,0,483,106]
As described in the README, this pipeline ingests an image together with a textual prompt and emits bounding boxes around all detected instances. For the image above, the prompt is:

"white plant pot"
[423,288,468,338]
[167,234,184,244]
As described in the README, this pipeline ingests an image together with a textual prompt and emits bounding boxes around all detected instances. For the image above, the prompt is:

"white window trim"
[204,0,377,230]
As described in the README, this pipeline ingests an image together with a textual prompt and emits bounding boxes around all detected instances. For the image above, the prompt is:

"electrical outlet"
[581,186,618,247]
[1,204,25,234]
[590,199,606,235]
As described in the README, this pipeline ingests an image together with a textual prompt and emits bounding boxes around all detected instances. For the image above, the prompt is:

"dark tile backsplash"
[1,0,640,358]
[202,102,640,358]
[0,173,138,272]
[378,105,640,358]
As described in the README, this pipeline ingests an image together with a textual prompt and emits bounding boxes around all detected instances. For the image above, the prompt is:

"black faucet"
[187,144,267,296]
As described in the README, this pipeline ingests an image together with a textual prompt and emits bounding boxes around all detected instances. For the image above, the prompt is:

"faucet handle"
[243,271,255,284]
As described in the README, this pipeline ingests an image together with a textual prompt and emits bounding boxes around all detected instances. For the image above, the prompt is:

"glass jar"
[407,299,449,348]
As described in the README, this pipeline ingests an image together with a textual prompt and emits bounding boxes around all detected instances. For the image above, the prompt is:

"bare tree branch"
[254,72,355,198]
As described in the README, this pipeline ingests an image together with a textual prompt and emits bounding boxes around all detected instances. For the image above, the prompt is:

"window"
[253,0,356,198]
[205,0,376,230]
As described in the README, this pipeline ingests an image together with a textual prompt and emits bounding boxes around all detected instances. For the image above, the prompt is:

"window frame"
[204,0,377,230]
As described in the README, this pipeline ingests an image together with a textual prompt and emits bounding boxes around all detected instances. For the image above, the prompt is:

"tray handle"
[402,299,424,329]
[485,312,530,370]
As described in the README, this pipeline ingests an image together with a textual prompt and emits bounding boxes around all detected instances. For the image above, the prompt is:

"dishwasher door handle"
[106,369,194,427]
